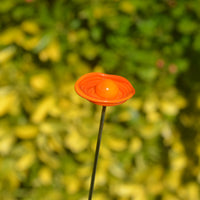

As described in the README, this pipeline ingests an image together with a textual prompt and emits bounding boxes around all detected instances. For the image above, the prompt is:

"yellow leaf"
[119,1,135,14]
[38,167,52,185]
[171,155,187,170]
[38,151,60,169]
[118,110,132,122]
[93,7,104,19]
[143,98,158,113]
[146,111,161,123]
[93,65,104,73]
[97,159,111,174]
[160,100,179,116]
[64,129,88,153]
[0,46,16,63]
[30,73,51,92]
[21,20,39,34]
[109,164,125,178]
[48,137,63,153]
[0,27,25,45]
[146,166,164,195]
[129,98,142,110]
[62,106,82,120]
[39,40,61,62]
[42,191,62,200]
[0,135,15,155]
[140,123,159,138]
[77,165,90,179]
[23,36,40,50]
[92,193,107,200]
[183,182,200,200]
[98,145,112,159]
[0,92,16,116]
[0,29,14,45]
[39,122,55,135]
[105,137,127,152]
[163,193,180,200]
[63,176,81,194]
[31,96,55,123]
[129,137,142,153]
[172,141,185,154]
[15,125,38,139]
[7,171,20,189]
[16,153,35,171]
[95,169,107,186]
[147,182,163,196]
[111,183,146,199]
[165,170,182,190]
[59,98,71,111]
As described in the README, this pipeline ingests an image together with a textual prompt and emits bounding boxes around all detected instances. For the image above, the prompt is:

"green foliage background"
[0,0,200,199]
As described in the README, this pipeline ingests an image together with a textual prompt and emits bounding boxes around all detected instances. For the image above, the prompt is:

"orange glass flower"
[75,72,135,106]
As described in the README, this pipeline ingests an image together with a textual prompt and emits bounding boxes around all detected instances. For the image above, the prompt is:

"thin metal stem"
[88,106,107,200]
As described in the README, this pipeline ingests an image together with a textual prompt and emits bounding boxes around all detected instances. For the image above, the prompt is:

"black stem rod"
[88,106,107,200]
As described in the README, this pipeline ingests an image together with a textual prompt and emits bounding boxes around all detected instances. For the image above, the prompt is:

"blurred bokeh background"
[0,0,200,199]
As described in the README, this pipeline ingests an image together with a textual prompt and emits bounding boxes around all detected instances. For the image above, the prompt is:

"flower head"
[75,72,135,106]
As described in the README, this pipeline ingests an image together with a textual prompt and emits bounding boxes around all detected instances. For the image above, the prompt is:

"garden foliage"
[0,0,200,199]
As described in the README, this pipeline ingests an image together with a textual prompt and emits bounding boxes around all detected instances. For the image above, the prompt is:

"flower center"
[96,79,119,99]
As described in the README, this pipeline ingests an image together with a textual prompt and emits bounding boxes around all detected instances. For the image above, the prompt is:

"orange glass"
[75,72,135,106]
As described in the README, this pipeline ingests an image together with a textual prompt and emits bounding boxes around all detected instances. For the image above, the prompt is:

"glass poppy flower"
[75,72,135,106]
